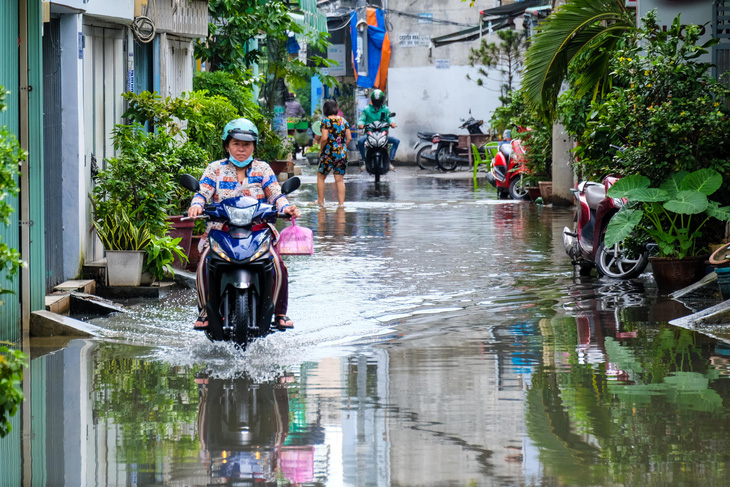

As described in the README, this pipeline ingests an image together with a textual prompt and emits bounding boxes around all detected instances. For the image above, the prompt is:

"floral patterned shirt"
[320,116,350,165]
[191,158,290,250]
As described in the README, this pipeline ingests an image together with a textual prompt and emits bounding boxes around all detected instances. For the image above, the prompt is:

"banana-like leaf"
[606,174,650,198]
[680,168,722,196]
[663,190,708,215]
[624,187,668,203]
[604,207,643,247]
[659,171,688,199]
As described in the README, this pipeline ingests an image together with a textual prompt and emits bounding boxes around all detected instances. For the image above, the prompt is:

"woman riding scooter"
[187,118,300,331]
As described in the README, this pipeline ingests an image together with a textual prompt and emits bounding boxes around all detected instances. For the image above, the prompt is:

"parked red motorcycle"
[485,138,529,199]
[562,173,649,279]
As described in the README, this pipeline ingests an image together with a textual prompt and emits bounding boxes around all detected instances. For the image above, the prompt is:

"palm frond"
[522,0,635,121]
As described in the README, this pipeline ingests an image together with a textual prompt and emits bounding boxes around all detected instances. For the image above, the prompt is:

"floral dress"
[318,116,350,176]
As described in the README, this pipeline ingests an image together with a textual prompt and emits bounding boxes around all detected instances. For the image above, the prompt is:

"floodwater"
[3,166,730,486]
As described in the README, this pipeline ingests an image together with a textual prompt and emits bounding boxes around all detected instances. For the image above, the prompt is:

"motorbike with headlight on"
[180,174,301,347]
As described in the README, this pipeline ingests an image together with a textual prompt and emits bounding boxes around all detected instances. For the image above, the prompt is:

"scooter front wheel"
[595,240,648,279]
[229,288,253,347]
[416,145,438,170]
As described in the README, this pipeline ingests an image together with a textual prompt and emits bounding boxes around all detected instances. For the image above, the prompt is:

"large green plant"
[92,205,153,251]
[144,234,187,281]
[91,124,180,237]
[604,169,730,258]
[0,88,24,296]
[586,13,730,200]
[0,342,28,438]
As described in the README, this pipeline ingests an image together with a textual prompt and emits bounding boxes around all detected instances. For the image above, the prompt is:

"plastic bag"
[277,218,313,255]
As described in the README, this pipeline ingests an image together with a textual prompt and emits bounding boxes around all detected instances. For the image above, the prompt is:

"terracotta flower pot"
[538,181,553,204]
[527,187,542,201]
[649,256,708,292]
[269,159,288,175]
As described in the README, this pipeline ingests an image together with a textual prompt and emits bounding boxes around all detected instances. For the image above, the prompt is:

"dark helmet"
[370,89,385,108]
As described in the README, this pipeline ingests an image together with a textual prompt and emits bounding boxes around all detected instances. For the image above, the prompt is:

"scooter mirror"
[180,173,200,192]
[390,112,396,118]
[280,176,301,195]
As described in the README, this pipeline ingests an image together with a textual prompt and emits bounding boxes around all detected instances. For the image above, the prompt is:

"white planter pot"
[106,250,145,286]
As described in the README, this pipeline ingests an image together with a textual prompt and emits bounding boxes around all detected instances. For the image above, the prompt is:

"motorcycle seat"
[417,131,436,140]
[585,184,606,210]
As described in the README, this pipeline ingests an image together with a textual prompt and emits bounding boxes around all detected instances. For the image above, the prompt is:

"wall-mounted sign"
[435,59,450,69]
[418,13,433,24]
[328,44,347,77]
[399,33,421,47]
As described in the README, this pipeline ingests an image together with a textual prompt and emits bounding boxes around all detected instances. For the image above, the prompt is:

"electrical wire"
[132,15,156,43]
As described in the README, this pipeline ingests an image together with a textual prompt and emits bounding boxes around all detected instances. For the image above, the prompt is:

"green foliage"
[144,234,188,281]
[468,29,527,105]
[582,13,730,203]
[0,342,28,438]
[0,88,24,296]
[92,205,153,251]
[196,0,337,111]
[91,124,179,237]
[605,169,730,258]
[123,90,238,162]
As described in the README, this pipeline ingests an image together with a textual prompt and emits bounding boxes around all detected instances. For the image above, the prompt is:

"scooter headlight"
[210,239,231,262]
[226,205,255,226]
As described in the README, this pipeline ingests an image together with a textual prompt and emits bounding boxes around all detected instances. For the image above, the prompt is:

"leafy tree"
[467,29,527,105]
[0,88,24,297]
[521,0,635,121]
[195,0,336,111]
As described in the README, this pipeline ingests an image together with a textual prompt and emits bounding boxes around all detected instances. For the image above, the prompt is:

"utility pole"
[355,0,368,78]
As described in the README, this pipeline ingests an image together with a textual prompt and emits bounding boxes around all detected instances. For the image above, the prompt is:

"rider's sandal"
[274,315,294,331]
[193,313,209,331]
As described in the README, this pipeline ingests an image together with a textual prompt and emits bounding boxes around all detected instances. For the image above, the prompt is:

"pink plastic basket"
[277,218,313,255]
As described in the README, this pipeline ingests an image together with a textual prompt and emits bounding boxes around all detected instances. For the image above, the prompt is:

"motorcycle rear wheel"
[436,146,458,171]
[595,240,648,279]
[416,145,438,171]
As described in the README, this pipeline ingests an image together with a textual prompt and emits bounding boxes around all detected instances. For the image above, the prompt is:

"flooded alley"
[3,166,730,486]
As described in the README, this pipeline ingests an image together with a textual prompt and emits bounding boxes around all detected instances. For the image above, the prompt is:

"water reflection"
[195,373,321,485]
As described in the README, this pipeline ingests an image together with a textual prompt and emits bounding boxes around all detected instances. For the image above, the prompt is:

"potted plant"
[92,206,152,286]
[604,168,730,291]
[143,234,188,284]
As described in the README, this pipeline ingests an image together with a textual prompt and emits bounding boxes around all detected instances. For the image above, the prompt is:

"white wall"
[387,65,505,161]
[53,0,134,23]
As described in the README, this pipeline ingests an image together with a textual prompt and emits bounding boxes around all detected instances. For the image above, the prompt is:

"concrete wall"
[386,0,523,161]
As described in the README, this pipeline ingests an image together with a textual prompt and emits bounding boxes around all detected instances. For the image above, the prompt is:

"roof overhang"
[431,19,510,47]
[480,0,545,20]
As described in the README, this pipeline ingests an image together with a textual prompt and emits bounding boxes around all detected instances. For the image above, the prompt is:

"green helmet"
[221,118,258,143]
[370,89,385,103]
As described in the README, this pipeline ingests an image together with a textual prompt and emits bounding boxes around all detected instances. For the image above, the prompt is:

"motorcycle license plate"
[431,143,438,151]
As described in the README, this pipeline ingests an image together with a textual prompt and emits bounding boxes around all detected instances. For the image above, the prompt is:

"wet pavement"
[3,165,730,486]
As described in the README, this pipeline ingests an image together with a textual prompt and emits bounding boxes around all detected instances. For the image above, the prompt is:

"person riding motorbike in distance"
[357,89,399,171]
[187,118,300,331]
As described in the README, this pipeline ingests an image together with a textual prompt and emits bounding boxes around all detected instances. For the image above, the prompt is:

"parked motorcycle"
[180,173,301,347]
[424,112,485,171]
[485,139,529,200]
[562,174,649,279]
[363,113,396,183]
[414,130,438,170]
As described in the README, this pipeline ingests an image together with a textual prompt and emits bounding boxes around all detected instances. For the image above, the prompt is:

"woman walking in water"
[317,99,351,206]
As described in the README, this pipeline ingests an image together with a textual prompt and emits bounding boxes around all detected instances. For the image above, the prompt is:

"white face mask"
[230,154,253,168]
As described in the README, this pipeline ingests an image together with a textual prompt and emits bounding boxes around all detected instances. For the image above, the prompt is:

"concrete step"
[54,279,96,295]
[45,294,70,314]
